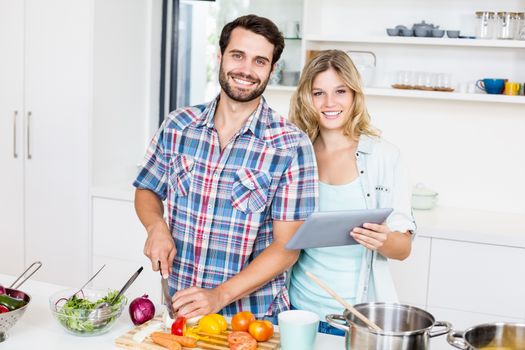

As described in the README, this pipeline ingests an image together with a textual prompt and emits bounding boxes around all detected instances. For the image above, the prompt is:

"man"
[133,15,317,321]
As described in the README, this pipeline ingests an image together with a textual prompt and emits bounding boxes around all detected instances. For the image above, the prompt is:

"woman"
[288,50,416,336]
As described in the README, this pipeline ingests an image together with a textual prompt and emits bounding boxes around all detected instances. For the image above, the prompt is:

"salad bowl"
[49,288,127,336]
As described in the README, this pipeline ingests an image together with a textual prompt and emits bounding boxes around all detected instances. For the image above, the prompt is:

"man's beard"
[218,63,270,102]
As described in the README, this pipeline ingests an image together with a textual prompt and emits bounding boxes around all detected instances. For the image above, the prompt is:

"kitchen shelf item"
[346,50,376,87]
[305,271,382,332]
[475,11,495,39]
[496,12,515,39]
[115,316,281,350]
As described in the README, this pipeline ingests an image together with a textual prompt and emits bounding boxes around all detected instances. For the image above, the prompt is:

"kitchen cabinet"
[0,0,90,283]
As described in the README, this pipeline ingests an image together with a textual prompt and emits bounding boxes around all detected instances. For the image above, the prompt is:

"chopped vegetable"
[0,284,5,295]
[0,305,10,313]
[151,332,182,350]
[171,316,187,336]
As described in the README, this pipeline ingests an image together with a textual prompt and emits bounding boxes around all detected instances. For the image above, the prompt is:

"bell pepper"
[171,316,187,336]
[0,294,27,311]
[0,305,10,313]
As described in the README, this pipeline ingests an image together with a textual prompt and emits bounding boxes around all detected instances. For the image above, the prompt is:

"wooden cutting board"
[115,317,280,350]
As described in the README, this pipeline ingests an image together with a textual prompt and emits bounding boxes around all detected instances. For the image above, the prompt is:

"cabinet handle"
[27,111,32,159]
[13,110,18,158]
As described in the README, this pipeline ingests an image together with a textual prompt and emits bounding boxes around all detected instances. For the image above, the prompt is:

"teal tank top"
[289,178,367,320]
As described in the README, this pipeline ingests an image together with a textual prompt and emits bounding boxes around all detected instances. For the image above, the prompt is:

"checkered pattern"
[133,96,318,317]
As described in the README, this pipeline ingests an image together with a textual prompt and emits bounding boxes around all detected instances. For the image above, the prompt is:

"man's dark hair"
[219,14,285,65]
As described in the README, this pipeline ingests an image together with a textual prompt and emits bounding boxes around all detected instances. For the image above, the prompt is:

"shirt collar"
[357,134,377,154]
[195,95,268,140]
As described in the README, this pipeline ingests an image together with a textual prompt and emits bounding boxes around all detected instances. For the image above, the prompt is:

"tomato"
[171,316,186,336]
[228,331,257,350]
[248,320,274,342]
[208,313,228,332]
[0,305,9,314]
[231,311,255,332]
[198,314,221,334]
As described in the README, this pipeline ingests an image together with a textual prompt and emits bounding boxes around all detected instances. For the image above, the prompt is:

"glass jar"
[517,12,525,40]
[496,12,515,40]
[475,11,495,39]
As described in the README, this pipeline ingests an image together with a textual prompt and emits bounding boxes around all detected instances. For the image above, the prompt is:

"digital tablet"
[285,208,393,249]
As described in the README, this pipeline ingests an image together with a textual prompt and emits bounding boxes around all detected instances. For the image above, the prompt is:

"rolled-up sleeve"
[271,133,318,221]
[132,124,169,201]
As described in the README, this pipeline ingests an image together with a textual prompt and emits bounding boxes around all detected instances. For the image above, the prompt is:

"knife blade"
[159,261,174,319]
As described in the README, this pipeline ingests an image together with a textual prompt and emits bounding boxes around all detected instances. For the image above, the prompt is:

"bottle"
[496,12,514,40]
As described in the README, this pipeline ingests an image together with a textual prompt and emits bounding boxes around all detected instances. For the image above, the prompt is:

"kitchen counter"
[414,206,525,248]
[0,274,344,349]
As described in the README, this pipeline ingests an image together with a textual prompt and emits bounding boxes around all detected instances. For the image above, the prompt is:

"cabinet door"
[389,236,431,308]
[23,0,91,285]
[0,0,25,275]
[428,239,525,319]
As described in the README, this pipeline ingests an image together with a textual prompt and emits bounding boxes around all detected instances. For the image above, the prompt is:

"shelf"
[266,85,525,104]
[365,87,525,104]
[305,35,525,49]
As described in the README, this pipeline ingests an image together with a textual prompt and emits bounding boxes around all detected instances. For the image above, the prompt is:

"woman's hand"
[351,223,412,260]
[350,223,390,251]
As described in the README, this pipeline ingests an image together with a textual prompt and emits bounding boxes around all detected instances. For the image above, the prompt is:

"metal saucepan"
[448,322,525,349]
[326,302,452,350]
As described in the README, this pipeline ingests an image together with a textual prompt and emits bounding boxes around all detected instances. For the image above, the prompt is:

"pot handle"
[447,330,468,349]
[325,314,350,332]
[428,321,452,338]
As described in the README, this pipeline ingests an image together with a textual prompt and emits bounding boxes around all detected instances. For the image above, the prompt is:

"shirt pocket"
[168,154,194,197]
[231,168,270,213]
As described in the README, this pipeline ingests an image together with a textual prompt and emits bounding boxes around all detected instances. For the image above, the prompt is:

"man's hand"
[144,220,176,278]
[171,287,224,319]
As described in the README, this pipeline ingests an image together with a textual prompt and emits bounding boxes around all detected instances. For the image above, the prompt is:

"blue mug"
[476,79,505,94]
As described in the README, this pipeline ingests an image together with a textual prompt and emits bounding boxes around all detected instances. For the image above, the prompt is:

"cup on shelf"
[504,81,521,96]
[432,29,445,38]
[476,78,505,94]
[386,28,400,36]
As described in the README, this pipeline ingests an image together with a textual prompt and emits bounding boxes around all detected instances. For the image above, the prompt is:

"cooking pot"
[447,322,525,349]
[326,302,451,350]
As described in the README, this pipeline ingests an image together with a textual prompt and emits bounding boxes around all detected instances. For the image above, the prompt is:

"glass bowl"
[49,288,127,336]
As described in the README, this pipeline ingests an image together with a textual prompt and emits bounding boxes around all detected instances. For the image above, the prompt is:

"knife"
[159,261,174,319]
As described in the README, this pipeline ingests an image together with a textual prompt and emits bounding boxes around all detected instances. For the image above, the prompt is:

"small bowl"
[432,29,445,38]
[0,288,31,343]
[386,28,399,36]
[414,28,430,37]
[447,30,460,38]
[400,29,414,37]
[49,288,127,336]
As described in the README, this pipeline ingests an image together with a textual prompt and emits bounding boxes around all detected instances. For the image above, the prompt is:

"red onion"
[0,284,5,295]
[129,294,155,325]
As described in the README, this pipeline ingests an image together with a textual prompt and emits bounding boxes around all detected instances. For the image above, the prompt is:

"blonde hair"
[289,50,379,142]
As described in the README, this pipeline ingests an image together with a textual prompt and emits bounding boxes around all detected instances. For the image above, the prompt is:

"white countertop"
[1,274,344,349]
[414,206,525,248]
